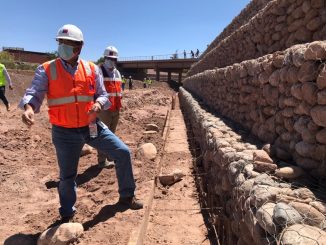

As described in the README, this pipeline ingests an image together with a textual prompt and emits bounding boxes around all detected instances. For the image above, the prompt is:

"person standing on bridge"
[183,50,186,59]
[0,62,13,111]
[20,24,143,223]
[195,49,200,58]
[97,45,123,169]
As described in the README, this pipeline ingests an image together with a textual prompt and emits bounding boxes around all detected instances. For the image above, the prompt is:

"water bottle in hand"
[88,109,98,138]
[89,120,98,138]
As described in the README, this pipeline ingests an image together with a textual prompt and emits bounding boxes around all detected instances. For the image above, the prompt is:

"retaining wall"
[189,0,326,76]
[179,87,326,244]
[184,41,326,178]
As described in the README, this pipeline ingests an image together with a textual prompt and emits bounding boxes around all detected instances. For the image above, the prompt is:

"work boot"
[118,196,143,210]
[6,104,10,111]
[98,160,115,169]
[60,211,75,224]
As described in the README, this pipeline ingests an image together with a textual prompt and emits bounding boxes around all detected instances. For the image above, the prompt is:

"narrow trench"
[183,108,221,245]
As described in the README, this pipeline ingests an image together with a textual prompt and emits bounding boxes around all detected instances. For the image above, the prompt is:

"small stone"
[275,166,304,179]
[145,123,159,132]
[273,202,303,227]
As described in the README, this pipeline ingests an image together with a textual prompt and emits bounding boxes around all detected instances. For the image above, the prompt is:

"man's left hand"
[88,102,102,114]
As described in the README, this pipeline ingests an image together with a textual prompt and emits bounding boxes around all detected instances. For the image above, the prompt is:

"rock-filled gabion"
[184,41,326,179]
[179,87,326,245]
[203,0,272,58]
[188,0,326,76]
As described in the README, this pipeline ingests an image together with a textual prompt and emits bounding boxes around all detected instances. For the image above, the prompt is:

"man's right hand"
[22,104,35,126]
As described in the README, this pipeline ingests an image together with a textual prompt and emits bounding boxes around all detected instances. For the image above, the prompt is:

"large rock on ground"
[37,223,84,245]
[137,143,157,160]
[80,144,93,156]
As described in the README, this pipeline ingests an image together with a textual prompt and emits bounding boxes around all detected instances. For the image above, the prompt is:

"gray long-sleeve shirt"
[2,66,13,87]
[19,58,110,113]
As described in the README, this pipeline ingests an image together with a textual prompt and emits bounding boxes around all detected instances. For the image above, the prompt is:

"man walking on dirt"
[121,75,126,91]
[20,24,143,223]
[128,76,133,90]
[0,63,13,111]
[97,45,123,169]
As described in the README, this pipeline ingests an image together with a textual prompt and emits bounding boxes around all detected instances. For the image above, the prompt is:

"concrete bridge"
[117,54,199,82]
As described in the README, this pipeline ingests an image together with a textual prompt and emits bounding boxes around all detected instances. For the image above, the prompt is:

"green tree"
[46,51,58,60]
[0,51,14,62]
[95,57,104,65]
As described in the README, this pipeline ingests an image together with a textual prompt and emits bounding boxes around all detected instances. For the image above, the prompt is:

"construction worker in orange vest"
[20,24,143,223]
[97,46,123,168]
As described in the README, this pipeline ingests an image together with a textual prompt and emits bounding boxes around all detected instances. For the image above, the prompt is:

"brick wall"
[6,49,51,64]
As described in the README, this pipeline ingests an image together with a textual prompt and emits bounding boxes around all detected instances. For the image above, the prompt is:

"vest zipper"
[72,78,80,127]
[114,80,117,110]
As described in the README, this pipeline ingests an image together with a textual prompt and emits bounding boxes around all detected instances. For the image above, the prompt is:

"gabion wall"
[184,42,326,178]
[179,87,326,244]
[188,0,326,76]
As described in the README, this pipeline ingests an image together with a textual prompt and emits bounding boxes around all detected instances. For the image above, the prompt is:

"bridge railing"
[119,52,201,61]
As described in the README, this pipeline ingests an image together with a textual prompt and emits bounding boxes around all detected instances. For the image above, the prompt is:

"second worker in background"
[97,46,123,168]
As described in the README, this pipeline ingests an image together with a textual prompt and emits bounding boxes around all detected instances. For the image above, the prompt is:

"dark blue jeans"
[0,86,9,107]
[52,120,136,217]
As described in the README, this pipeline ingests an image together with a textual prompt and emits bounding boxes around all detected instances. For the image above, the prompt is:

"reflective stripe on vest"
[105,77,122,97]
[107,92,122,97]
[103,77,121,82]
[47,95,94,106]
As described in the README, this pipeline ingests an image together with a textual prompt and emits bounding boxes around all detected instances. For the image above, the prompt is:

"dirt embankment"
[0,71,176,244]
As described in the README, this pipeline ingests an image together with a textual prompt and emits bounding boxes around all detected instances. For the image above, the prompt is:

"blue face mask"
[58,43,75,60]
[104,59,115,69]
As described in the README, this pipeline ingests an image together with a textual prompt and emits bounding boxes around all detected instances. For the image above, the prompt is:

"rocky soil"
[0,70,178,244]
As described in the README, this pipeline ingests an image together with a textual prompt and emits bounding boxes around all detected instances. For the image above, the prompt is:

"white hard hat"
[104,46,118,59]
[56,24,84,42]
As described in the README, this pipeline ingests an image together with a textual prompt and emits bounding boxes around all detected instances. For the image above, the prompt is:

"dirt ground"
[0,70,193,244]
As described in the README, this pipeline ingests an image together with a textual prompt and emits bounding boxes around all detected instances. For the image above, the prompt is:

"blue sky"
[1,0,250,62]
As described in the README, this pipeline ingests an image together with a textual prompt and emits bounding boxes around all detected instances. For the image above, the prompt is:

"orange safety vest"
[101,65,122,112]
[43,58,96,128]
